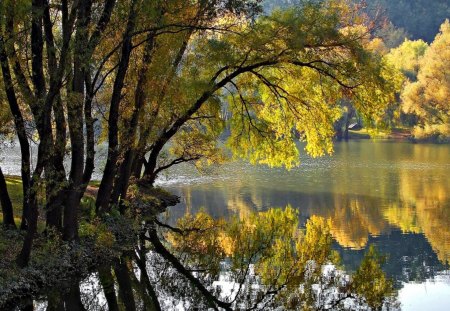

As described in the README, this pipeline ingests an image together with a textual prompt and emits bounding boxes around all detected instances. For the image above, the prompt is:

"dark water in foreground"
[158,141,450,311]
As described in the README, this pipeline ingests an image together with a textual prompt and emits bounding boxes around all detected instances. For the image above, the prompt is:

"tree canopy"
[401,20,450,141]
[0,0,396,268]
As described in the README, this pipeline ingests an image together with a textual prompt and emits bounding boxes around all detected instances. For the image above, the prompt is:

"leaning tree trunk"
[110,30,158,211]
[0,166,16,228]
[0,34,31,231]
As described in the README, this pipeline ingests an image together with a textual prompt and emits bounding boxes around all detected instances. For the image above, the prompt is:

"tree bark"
[96,0,138,214]
[0,167,16,228]
[0,34,31,231]
[110,30,158,211]
[16,0,49,268]
[62,0,92,241]
[63,280,87,311]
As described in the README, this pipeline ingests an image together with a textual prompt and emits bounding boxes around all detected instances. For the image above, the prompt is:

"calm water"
[158,140,450,311]
[2,140,449,310]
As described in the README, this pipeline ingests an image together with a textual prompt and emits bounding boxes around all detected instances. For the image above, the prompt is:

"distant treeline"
[264,0,450,42]
[365,0,450,42]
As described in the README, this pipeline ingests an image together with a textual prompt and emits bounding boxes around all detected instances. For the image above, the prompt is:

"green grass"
[348,129,371,139]
[348,128,412,140]
[0,176,24,225]
[1,176,100,228]
[5,176,24,208]
[88,180,101,187]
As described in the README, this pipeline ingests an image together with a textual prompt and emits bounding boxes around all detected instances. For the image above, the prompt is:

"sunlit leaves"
[401,20,450,141]
[385,39,428,81]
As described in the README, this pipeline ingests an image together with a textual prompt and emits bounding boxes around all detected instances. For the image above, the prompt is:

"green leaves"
[352,245,395,310]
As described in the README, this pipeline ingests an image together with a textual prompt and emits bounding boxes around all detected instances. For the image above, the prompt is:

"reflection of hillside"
[384,167,450,263]
[167,185,391,250]
[326,195,387,249]
[164,141,450,265]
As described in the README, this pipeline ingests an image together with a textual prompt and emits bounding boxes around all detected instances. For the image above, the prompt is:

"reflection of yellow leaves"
[385,164,450,263]
[165,206,394,308]
[352,245,395,310]
[328,196,385,249]
[383,204,421,234]
[218,232,234,256]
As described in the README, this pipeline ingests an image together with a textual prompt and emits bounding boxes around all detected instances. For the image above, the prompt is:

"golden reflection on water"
[165,141,450,264]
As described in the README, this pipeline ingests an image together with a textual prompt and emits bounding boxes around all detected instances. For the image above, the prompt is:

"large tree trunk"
[0,167,16,228]
[63,280,86,311]
[62,0,92,241]
[16,0,49,268]
[45,96,67,231]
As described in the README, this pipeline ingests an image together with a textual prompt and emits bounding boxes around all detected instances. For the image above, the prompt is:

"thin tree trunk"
[96,0,138,214]
[132,30,193,182]
[0,35,31,230]
[16,165,43,268]
[110,30,158,210]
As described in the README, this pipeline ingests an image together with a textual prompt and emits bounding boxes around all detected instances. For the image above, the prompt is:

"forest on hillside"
[265,0,450,42]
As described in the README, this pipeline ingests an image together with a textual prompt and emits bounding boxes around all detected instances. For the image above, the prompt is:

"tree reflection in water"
[39,208,399,311]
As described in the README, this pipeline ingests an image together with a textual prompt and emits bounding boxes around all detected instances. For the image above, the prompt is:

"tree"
[0,166,16,228]
[385,39,428,81]
[144,208,399,310]
[401,20,450,141]
[0,0,396,267]
[351,245,394,311]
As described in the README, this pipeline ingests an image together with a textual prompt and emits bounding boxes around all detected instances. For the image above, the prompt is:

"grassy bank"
[348,128,413,140]
[0,176,23,225]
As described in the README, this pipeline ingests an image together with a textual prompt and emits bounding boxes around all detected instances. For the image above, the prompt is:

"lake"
[1,140,449,310]
[157,140,450,311]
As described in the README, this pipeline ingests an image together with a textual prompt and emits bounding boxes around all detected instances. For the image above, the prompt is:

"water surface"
[158,140,450,310]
